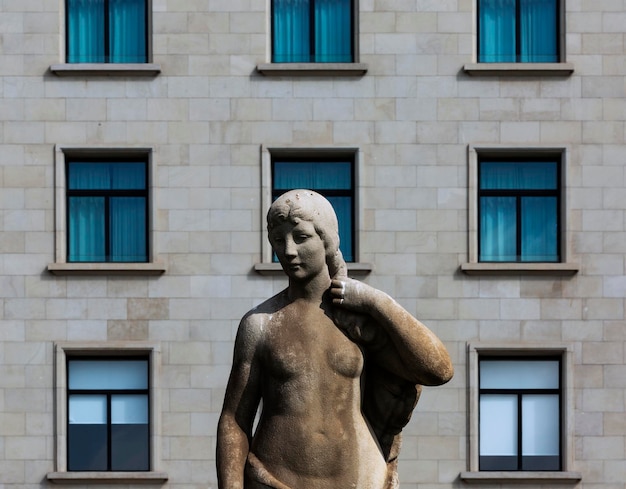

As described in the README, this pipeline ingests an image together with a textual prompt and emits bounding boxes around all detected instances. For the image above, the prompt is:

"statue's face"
[269,219,327,281]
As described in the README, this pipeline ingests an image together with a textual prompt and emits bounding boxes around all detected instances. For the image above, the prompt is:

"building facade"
[1,0,625,487]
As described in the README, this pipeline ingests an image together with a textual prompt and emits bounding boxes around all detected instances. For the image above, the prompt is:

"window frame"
[48,146,166,276]
[461,145,578,275]
[270,0,355,64]
[256,146,371,275]
[477,0,560,64]
[65,156,150,264]
[47,342,167,484]
[67,356,151,472]
[478,356,562,471]
[461,343,581,484]
[65,0,149,64]
[477,156,561,264]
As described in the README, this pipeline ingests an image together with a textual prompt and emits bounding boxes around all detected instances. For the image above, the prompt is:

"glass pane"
[314,0,352,62]
[112,395,149,424]
[522,394,560,456]
[69,359,148,390]
[480,394,517,456]
[274,161,352,190]
[273,0,311,62]
[68,423,108,470]
[521,196,558,262]
[111,423,150,470]
[111,162,146,189]
[67,0,105,63]
[480,161,557,190]
[110,197,147,262]
[68,196,106,262]
[481,360,559,389]
[69,394,107,424]
[109,0,147,63]
[520,0,558,62]
[479,196,516,262]
[327,196,353,262]
[478,0,516,62]
[68,162,112,190]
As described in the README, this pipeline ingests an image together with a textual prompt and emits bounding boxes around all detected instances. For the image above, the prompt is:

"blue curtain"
[68,162,147,262]
[479,0,516,62]
[315,0,351,62]
[480,162,558,262]
[273,0,352,62]
[479,0,557,62]
[110,0,147,63]
[67,0,106,63]
[67,0,146,63]
[273,0,311,62]
[274,161,353,261]
[520,0,557,62]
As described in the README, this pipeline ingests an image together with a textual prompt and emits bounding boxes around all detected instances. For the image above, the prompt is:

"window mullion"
[309,0,316,62]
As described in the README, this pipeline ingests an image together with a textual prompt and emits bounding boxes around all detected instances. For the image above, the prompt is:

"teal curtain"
[67,0,106,63]
[479,0,557,62]
[67,0,146,63]
[110,0,147,62]
[68,162,147,262]
[274,161,353,261]
[273,0,352,62]
[479,162,558,262]
[520,0,557,62]
[479,0,516,62]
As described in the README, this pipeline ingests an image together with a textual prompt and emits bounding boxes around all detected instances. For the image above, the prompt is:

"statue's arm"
[217,315,263,489]
[330,279,453,386]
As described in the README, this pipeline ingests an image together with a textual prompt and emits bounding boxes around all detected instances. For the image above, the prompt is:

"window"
[48,343,167,483]
[478,158,560,263]
[461,344,581,484]
[479,357,561,471]
[68,358,150,471]
[67,157,149,263]
[478,0,558,63]
[272,0,353,63]
[66,0,147,63]
[272,155,355,262]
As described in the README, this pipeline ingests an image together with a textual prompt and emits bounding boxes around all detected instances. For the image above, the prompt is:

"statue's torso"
[249,299,387,489]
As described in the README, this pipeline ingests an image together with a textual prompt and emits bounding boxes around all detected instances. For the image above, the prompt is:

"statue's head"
[267,189,347,278]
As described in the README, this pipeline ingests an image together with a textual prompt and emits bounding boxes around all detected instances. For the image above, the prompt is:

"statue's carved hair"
[267,189,347,278]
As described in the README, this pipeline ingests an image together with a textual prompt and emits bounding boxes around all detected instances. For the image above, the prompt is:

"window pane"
[68,196,106,262]
[478,0,516,62]
[67,0,106,63]
[69,359,148,390]
[68,162,113,190]
[314,0,352,62]
[521,196,558,262]
[109,0,147,63]
[479,196,516,262]
[274,161,352,190]
[68,423,108,470]
[110,162,147,189]
[111,395,149,424]
[273,0,311,62]
[69,395,107,424]
[110,197,147,262]
[481,360,559,389]
[480,394,517,455]
[480,161,557,190]
[522,394,559,456]
[327,196,353,262]
[519,0,557,62]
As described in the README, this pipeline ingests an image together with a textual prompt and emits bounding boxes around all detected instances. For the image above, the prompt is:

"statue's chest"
[264,305,364,380]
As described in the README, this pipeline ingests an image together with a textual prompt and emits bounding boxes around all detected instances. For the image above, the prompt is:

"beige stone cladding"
[0,0,624,487]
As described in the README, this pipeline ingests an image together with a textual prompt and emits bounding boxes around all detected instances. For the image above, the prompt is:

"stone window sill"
[47,263,167,276]
[254,262,373,276]
[463,63,574,76]
[460,471,582,484]
[256,63,368,76]
[47,472,168,484]
[460,262,579,276]
[50,63,161,77]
